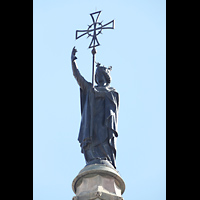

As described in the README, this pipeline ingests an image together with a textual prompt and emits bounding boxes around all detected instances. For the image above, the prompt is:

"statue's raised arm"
[71,47,90,90]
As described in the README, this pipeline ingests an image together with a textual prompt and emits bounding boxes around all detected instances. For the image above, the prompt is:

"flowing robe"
[73,65,119,168]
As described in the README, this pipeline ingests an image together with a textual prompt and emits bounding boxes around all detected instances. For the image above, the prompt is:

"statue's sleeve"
[116,92,120,109]
[71,60,90,91]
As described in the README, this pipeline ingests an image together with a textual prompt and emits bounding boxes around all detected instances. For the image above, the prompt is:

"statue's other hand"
[71,46,78,61]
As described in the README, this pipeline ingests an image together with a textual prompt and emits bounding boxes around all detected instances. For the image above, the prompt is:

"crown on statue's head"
[96,62,112,72]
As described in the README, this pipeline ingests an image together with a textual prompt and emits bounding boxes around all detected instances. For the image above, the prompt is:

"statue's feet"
[86,159,114,169]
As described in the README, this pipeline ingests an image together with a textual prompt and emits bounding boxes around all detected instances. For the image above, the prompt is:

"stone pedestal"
[72,164,125,200]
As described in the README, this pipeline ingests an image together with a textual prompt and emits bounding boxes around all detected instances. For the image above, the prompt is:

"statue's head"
[95,62,112,85]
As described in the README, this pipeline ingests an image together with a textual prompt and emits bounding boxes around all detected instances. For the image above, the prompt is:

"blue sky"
[33,0,166,199]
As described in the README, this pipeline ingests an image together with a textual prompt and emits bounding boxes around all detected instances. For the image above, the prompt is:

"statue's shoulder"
[84,81,92,89]
[107,86,118,94]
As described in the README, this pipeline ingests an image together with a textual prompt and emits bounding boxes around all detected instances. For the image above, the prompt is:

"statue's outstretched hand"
[71,46,78,61]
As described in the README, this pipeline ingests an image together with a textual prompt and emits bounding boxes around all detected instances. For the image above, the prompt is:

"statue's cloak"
[78,83,119,153]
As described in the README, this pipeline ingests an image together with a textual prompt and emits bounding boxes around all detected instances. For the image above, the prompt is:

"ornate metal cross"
[75,10,115,88]
[76,10,115,48]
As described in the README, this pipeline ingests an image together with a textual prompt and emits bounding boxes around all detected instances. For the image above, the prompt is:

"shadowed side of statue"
[71,47,119,169]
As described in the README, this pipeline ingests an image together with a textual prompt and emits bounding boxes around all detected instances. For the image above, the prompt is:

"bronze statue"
[71,47,119,169]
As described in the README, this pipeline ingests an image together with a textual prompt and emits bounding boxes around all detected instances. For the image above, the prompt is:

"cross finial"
[76,11,115,48]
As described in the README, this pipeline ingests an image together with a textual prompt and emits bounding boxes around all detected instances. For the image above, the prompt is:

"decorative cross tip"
[75,10,115,48]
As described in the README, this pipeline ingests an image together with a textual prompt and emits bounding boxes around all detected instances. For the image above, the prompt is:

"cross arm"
[76,30,88,40]
[101,20,115,30]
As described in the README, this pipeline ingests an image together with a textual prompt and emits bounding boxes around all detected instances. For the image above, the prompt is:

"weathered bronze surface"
[71,11,118,169]
[71,47,119,169]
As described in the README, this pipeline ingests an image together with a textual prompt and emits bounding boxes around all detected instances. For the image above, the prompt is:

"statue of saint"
[71,47,119,169]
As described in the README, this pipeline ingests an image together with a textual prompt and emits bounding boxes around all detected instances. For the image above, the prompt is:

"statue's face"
[96,70,107,85]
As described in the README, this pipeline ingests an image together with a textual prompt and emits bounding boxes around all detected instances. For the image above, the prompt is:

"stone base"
[72,164,125,200]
